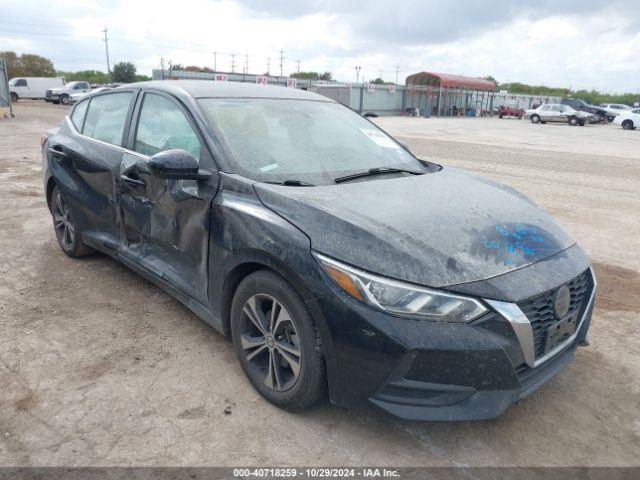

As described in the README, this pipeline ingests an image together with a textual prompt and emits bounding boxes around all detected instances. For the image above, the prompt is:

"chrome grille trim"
[484,267,596,368]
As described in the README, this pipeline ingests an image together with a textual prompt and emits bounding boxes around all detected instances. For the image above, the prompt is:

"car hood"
[254,167,575,288]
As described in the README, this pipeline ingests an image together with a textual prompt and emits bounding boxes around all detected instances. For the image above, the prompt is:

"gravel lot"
[1,101,638,467]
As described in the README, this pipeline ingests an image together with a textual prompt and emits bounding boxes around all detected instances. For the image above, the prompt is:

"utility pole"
[266,57,270,75]
[379,69,383,80]
[245,53,249,75]
[296,59,300,73]
[355,66,361,84]
[230,53,236,73]
[213,51,217,72]
[395,64,400,84]
[102,27,111,77]
[279,49,284,77]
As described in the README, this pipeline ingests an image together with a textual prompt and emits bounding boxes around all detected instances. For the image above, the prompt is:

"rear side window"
[83,92,133,146]
[134,93,201,159]
[71,100,89,131]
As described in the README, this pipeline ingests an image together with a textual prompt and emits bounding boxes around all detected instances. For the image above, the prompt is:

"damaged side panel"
[49,120,125,250]
[116,152,220,305]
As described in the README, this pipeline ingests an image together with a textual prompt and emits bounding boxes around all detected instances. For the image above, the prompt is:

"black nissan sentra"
[42,81,596,420]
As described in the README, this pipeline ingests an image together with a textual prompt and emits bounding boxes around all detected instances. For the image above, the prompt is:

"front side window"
[83,92,133,146]
[14,79,27,87]
[134,93,201,159]
[71,100,89,131]
[198,98,433,185]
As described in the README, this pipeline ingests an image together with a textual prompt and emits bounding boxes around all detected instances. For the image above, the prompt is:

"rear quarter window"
[70,100,89,131]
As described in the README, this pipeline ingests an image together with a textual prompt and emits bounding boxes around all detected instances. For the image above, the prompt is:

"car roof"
[125,80,334,102]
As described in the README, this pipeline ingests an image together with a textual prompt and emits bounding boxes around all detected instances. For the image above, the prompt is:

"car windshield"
[198,98,435,185]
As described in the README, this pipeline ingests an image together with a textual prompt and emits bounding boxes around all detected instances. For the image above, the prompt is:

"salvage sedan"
[42,81,596,420]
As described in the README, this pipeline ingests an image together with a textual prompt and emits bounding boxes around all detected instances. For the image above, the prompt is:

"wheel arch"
[45,176,56,211]
[218,251,321,338]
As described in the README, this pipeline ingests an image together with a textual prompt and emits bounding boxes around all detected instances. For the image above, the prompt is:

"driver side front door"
[116,91,219,305]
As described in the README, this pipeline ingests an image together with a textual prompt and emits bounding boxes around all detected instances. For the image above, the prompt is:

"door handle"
[120,174,146,187]
[48,147,67,160]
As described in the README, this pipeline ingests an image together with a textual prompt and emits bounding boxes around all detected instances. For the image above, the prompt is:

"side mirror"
[148,149,212,180]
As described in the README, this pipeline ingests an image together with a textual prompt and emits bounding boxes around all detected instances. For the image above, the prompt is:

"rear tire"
[622,120,635,130]
[531,114,540,124]
[53,100,60,105]
[569,116,578,126]
[50,186,94,257]
[10,92,18,103]
[231,270,326,411]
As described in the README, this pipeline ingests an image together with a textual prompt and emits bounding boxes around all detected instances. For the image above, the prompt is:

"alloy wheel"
[239,294,302,392]
[53,190,75,250]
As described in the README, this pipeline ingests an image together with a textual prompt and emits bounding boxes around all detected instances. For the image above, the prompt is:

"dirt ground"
[1,102,638,467]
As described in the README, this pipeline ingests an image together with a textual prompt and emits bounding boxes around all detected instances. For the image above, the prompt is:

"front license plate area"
[545,314,578,353]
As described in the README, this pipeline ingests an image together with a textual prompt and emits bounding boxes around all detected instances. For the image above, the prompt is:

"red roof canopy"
[406,72,496,91]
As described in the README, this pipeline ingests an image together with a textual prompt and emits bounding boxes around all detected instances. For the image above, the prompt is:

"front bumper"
[317,267,595,421]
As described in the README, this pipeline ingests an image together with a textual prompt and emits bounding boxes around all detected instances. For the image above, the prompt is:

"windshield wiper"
[264,179,315,187]
[334,167,424,184]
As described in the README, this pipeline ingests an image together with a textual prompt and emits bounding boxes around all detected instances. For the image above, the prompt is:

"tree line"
[482,76,637,106]
[1,52,150,83]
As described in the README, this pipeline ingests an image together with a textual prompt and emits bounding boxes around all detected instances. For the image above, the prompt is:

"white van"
[9,77,66,102]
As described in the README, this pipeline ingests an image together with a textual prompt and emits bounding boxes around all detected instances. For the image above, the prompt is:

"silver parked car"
[524,104,592,126]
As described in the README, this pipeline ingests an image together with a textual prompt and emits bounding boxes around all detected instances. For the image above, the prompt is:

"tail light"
[40,134,48,150]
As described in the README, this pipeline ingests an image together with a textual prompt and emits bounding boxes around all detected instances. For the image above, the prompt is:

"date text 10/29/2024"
[233,468,401,478]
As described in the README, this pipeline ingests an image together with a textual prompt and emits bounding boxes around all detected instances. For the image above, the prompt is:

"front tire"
[622,119,635,130]
[59,94,70,105]
[231,270,326,411]
[51,186,93,257]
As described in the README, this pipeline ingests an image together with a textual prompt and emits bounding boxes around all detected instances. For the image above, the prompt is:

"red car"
[498,106,524,119]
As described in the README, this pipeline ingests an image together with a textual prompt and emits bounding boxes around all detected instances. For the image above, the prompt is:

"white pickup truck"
[45,81,91,105]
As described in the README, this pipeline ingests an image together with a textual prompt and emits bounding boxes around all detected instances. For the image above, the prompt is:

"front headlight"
[314,253,487,323]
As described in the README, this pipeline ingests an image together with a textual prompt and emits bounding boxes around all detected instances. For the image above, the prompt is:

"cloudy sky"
[2,0,639,92]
